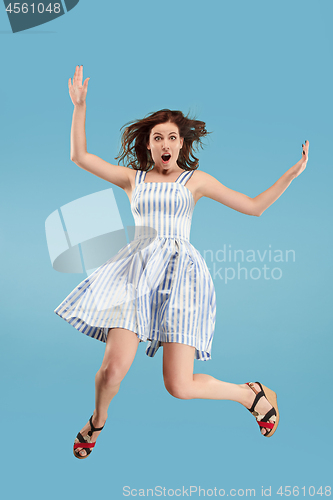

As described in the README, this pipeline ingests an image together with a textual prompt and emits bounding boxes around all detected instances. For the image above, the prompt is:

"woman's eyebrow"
[153,131,178,136]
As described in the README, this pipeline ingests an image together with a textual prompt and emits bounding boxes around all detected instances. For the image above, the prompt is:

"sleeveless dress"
[54,169,216,360]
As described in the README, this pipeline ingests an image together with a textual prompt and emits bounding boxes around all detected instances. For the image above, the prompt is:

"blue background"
[1,0,332,498]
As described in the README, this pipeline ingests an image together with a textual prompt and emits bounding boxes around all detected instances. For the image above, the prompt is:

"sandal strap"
[256,382,265,392]
[257,421,275,429]
[74,432,97,450]
[74,442,96,449]
[88,415,105,435]
[246,383,265,413]
[248,391,265,413]
[75,432,88,444]
[261,407,276,423]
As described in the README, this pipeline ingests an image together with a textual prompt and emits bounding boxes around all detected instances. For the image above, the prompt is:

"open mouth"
[161,154,171,163]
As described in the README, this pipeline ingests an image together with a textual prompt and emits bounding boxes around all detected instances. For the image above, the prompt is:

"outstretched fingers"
[83,77,90,91]
[73,65,81,87]
[79,65,83,86]
[302,140,309,159]
[68,65,90,105]
[72,65,89,91]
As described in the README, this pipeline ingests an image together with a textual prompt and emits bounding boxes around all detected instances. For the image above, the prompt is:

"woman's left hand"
[290,140,309,179]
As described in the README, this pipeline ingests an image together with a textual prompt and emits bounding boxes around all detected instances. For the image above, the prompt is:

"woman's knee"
[98,361,129,386]
[99,328,139,385]
[164,378,192,400]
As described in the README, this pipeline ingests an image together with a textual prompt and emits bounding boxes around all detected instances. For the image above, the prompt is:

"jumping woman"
[54,65,309,458]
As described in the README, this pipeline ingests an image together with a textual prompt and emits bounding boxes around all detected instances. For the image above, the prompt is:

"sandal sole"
[73,449,90,459]
[261,384,280,437]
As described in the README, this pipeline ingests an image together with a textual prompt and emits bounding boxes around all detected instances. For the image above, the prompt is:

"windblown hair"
[115,109,210,171]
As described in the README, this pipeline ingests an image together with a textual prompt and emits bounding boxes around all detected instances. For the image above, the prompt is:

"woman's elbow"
[70,154,81,165]
[248,199,262,217]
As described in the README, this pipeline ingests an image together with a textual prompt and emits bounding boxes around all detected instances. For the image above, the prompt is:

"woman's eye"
[155,137,161,141]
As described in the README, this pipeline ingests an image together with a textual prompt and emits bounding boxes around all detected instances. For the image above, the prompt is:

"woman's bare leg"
[162,342,275,435]
[74,328,140,457]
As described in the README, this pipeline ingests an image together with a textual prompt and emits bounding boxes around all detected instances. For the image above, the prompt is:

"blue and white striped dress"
[54,169,216,360]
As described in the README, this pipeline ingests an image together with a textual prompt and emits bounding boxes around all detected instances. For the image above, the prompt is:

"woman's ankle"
[92,410,108,426]
[238,383,254,408]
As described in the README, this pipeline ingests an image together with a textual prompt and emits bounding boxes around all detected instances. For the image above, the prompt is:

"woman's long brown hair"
[115,109,210,171]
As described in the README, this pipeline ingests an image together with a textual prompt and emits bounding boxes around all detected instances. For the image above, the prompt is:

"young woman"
[54,65,309,459]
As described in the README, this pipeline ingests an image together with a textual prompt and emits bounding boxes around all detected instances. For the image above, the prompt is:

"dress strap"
[135,169,147,187]
[136,169,194,185]
[177,170,194,186]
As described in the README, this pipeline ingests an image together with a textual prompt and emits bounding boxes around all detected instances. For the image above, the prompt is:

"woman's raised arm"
[199,141,309,216]
[68,65,131,191]
[252,140,309,216]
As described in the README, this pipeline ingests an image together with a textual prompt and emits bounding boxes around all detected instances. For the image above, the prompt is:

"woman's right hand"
[68,65,90,106]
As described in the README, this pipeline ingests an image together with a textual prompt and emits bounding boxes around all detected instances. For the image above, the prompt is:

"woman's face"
[147,121,184,169]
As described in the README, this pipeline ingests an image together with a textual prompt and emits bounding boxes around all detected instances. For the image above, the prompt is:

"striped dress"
[54,169,216,360]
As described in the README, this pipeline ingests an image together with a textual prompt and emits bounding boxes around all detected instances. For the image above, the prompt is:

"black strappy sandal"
[73,415,105,459]
[246,382,279,437]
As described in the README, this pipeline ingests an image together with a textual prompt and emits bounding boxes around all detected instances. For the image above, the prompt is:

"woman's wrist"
[74,101,87,110]
[287,164,300,181]
[286,169,296,181]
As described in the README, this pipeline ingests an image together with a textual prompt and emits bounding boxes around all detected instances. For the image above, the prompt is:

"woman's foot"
[241,382,277,436]
[73,412,107,458]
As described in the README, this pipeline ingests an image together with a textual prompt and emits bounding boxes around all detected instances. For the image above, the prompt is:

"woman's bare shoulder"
[191,169,214,192]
